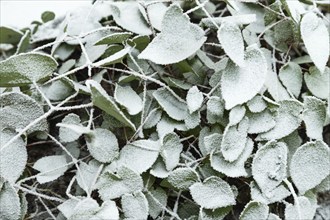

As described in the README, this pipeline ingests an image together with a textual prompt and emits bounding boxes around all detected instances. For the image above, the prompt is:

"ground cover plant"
[0,0,329,219]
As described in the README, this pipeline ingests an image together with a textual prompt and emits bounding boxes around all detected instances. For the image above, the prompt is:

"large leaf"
[138,4,207,65]
[121,192,149,220]
[167,167,199,190]
[0,182,21,220]
[0,26,23,44]
[304,66,329,99]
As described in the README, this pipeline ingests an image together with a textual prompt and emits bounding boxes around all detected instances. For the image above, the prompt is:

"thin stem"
[283,179,301,220]
[15,185,65,203]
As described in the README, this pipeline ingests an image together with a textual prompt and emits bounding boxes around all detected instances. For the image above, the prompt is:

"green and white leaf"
[0,26,23,44]
[160,132,183,171]
[59,113,83,143]
[167,167,199,190]
[114,84,143,115]
[0,182,21,220]
[247,110,276,134]
[145,187,168,219]
[186,86,204,114]
[247,95,267,113]
[229,105,246,126]
[199,206,232,220]
[239,201,269,220]
[304,66,329,99]
[95,32,133,45]
[278,62,302,98]
[122,191,149,220]
[250,181,290,205]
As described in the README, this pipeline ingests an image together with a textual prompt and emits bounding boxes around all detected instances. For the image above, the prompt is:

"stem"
[284,179,301,220]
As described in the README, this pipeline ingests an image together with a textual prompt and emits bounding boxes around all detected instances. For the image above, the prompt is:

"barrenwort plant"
[0,0,329,219]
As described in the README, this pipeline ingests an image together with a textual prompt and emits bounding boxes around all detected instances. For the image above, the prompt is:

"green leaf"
[239,201,269,220]
[290,141,330,194]
[301,12,329,73]
[278,62,302,98]
[186,86,204,114]
[0,26,23,44]
[41,11,55,23]
[94,32,133,45]
[87,80,136,130]
[0,182,21,220]
[167,167,199,190]
[190,176,236,209]
[114,84,143,115]
[160,132,183,171]
[16,30,31,54]
[86,128,119,163]
[199,206,231,220]
[217,21,244,66]
[138,4,207,65]
[0,52,58,87]
[0,129,27,184]
[145,187,167,219]
[122,191,149,220]
[221,45,267,109]
[304,66,330,99]
[59,113,82,143]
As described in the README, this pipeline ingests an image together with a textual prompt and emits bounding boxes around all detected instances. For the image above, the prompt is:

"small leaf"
[186,86,203,113]
[95,32,133,45]
[218,21,245,66]
[33,155,68,184]
[122,191,149,220]
[247,95,267,113]
[285,196,317,220]
[167,167,199,190]
[206,96,224,116]
[229,105,246,126]
[0,182,21,220]
[185,110,201,129]
[304,66,330,99]
[265,70,290,102]
[76,160,100,194]
[114,84,143,115]
[68,198,99,220]
[239,201,269,220]
[290,141,330,194]
[145,187,168,219]
[143,108,162,129]
[86,128,119,163]
[199,206,231,220]
[301,12,329,73]
[160,132,183,171]
[189,176,236,209]
[59,113,82,143]
[278,62,302,98]
[204,133,222,155]
[0,52,58,87]
[0,26,23,44]
[138,4,207,65]
[247,110,276,134]
[41,11,55,23]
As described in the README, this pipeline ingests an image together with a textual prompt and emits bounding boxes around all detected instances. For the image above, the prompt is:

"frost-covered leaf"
[301,12,329,73]
[43,80,74,101]
[76,160,100,194]
[267,213,281,220]
[59,113,82,143]
[95,200,120,220]
[33,155,68,184]
[167,167,199,190]
[122,191,149,220]
[247,95,267,113]
[0,129,27,184]
[85,128,119,163]
[229,105,246,125]
[201,14,257,29]
[87,80,136,130]
[97,166,143,200]
[204,133,222,155]
[218,21,244,66]
[304,66,330,99]
[221,45,267,109]
[0,182,21,220]
[67,198,99,220]
[0,52,57,87]
[189,176,236,209]
[117,139,160,174]
[211,138,253,178]
[250,181,290,205]
[156,115,187,139]
[185,110,201,129]
[114,84,143,115]
[153,87,188,121]
[207,96,224,116]
[247,110,276,134]
[138,4,206,65]
[257,100,303,140]
[93,47,130,67]
[290,141,330,194]
[199,206,231,220]
[0,92,48,134]
[186,86,203,114]
[282,0,305,22]
[160,132,183,171]
[303,96,326,140]
[95,32,133,45]
[239,201,269,220]
[138,1,167,31]
[0,26,23,44]
[252,141,288,194]
[221,117,249,162]
[144,108,162,129]
[145,187,167,219]
[285,196,317,220]
[16,30,30,54]
[279,62,302,98]
[265,70,290,101]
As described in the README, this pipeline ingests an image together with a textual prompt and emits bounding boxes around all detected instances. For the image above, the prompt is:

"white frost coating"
[117,140,160,174]
[278,62,302,98]
[138,1,167,31]
[33,155,68,184]
[252,141,288,195]
[290,141,330,194]
[156,115,187,139]
[59,113,82,143]
[122,192,149,220]
[301,12,329,73]
[247,95,267,113]
[221,45,267,109]
[153,87,188,121]
[250,181,290,205]
[239,201,269,220]
[199,207,231,220]
[207,96,224,116]
[303,96,326,140]
[285,196,317,220]
[67,198,99,219]
[95,200,120,220]
[150,157,170,178]
[0,129,27,184]
[247,110,276,134]
[0,182,21,220]
[304,66,330,99]
[160,132,183,171]
[167,167,199,190]
[144,108,162,129]
[221,117,249,162]
[229,105,246,125]
[95,32,133,45]
[138,4,207,65]
[201,14,257,28]
[86,128,119,163]
[265,70,290,102]
[96,166,143,200]
[284,0,305,22]
[218,21,245,66]
[76,161,99,194]
[145,187,168,219]
[114,84,143,115]
[204,133,222,155]
[186,86,203,114]
[189,176,236,209]
[93,46,130,66]
[211,138,253,178]
[184,110,201,129]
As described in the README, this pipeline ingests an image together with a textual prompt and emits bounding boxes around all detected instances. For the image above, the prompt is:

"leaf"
[156,115,187,140]
[0,92,48,134]
[87,80,136,130]
[190,176,236,209]
[160,132,183,171]
[95,32,133,45]
[217,21,244,66]
[138,4,207,65]
[185,111,201,129]
[278,62,302,97]
[285,196,317,220]
[290,141,330,194]
[59,113,82,143]
[304,66,330,99]
[68,198,99,220]
[229,105,246,126]
[250,181,290,205]
[41,11,55,23]
[76,160,100,194]
[43,80,74,101]
[221,45,267,109]
[0,182,21,220]
[16,30,31,54]
[33,155,68,184]
[303,96,326,140]
[96,166,143,200]
[167,167,199,190]
[0,129,27,184]
[268,213,281,220]
[95,200,120,220]
[247,95,267,113]
[211,138,253,178]
[153,87,188,121]
[0,52,58,87]
[239,201,269,220]
[204,133,222,155]
[252,141,288,194]
[282,0,305,23]
[145,187,168,219]
[199,206,231,220]
[85,128,119,163]
[186,86,204,114]
[256,100,303,140]
[265,70,291,102]
[301,12,329,73]
[114,84,143,115]
[0,26,23,44]
[117,139,160,174]
[122,191,149,220]
[221,117,249,162]
[138,1,167,31]
[247,110,276,134]
[143,108,162,129]
[201,14,257,29]
[206,96,224,116]
[93,47,130,67]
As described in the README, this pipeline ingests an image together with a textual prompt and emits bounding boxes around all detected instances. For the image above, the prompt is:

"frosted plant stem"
[195,0,219,29]
[171,190,182,220]
[284,178,302,220]
[66,176,80,201]
[38,197,56,220]
[55,102,94,111]
[45,64,89,85]
[185,0,207,14]
[33,81,53,108]
[89,164,104,195]
[76,37,93,77]
[87,108,95,129]
[15,185,65,203]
